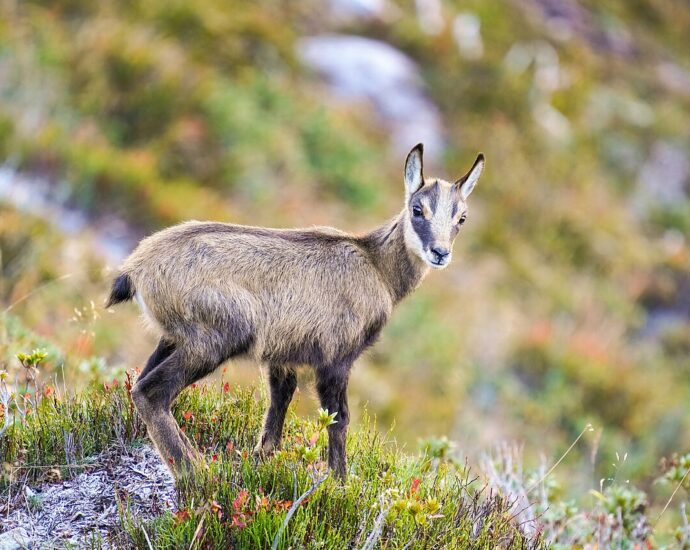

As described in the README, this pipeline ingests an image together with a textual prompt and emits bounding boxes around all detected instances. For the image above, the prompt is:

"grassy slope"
[1,378,540,549]
[1,341,687,546]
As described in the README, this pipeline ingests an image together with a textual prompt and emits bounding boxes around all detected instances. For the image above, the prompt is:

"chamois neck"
[359,211,428,303]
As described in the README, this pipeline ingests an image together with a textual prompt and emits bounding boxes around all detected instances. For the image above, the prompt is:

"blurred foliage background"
[0,0,689,509]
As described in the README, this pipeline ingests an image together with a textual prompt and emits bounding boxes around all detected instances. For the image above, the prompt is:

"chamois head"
[402,144,484,269]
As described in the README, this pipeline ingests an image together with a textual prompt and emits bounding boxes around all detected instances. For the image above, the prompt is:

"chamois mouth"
[425,253,451,269]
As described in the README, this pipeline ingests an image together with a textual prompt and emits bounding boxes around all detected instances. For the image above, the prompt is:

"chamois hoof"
[169,449,206,476]
[329,463,348,483]
[172,459,209,488]
[252,442,278,460]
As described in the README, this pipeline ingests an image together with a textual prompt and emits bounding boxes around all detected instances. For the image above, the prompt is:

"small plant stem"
[655,466,690,526]
[272,475,327,550]
[189,515,205,550]
[359,496,390,550]
[3,274,72,313]
[527,423,592,495]
[141,526,154,550]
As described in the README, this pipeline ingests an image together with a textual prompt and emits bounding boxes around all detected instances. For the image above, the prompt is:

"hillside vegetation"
[0,0,689,546]
[2,357,684,548]
[1,362,546,548]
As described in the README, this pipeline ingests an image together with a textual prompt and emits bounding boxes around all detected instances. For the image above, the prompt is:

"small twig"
[292,468,298,502]
[506,501,538,524]
[655,466,690,526]
[128,465,153,480]
[11,462,102,470]
[3,274,72,313]
[359,496,390,550]
[141,525,154,550]
[272,475,327,550]
[189,515,205,550]
[527,423,593,494]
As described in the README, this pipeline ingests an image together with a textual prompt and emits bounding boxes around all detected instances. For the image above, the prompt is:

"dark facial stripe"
[411,180,440,214]
[451,185,462,219]
[410,215,433,251]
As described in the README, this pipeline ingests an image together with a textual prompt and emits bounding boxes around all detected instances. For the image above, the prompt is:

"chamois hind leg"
[132,347,216,477]
[139,338,176,381]
[315,363,351,480]
[133,315,254,478]
[255,366,297,456]
[138,338,199,459]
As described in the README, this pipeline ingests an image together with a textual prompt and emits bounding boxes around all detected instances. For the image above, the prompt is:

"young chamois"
[106,144,484,480]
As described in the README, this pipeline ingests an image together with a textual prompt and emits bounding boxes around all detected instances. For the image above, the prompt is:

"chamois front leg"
[315,364,351,480]
[255,366,298,456]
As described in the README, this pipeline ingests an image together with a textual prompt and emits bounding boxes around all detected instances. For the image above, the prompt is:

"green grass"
[3,350,690,547]
[0,377,541,548]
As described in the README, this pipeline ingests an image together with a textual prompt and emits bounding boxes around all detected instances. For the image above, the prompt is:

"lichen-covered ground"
[2,446,175,548]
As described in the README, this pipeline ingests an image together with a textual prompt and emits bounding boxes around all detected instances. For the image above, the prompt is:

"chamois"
[106,144,484,480]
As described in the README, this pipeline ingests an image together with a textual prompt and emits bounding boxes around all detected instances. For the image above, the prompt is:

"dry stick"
[12,462,102,469]
[141,526,154,550]
[3,274,72,314]
[655,466,690,527]
[359,496,390,550]
[271,475,328,550]
[189,515,205,550]
[526,423,593,495]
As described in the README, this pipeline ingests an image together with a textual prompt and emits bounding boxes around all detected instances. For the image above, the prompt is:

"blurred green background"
[1,0,689,498]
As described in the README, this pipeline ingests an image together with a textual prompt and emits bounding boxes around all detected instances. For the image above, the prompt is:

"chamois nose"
[431,246,450,263]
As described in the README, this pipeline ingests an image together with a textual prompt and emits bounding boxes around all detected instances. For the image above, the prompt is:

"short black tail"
[105,273,135,308]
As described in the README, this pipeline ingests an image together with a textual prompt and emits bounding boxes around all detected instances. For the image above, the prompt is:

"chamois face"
[403,144,484,269]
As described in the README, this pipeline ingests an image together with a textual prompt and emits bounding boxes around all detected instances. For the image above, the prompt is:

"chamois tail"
[105,273,135,308]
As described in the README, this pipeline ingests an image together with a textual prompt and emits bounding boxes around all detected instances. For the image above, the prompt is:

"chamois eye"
[458,215,467,225]
[412,205,423,218]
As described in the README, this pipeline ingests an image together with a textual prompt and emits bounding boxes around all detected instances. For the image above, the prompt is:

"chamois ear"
[404,143,424,198]
[455,153,484,200]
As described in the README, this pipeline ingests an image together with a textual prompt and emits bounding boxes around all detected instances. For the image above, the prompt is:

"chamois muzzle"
[430,246,450,267]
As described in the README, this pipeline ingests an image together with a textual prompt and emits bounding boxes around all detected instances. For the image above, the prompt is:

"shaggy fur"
[107,144,484,479]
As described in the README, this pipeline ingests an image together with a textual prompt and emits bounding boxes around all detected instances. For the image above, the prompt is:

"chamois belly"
[134,280,259,351]
[258,302,388,367]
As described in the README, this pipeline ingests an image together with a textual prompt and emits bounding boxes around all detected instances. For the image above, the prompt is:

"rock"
[636,141,689,207]
[326,0,393,22]
[453,12,484,60]
[0,165,135,264]
[657,62,690,99]
[0,528,31,550]
[298,34,444,158]
[414,0,444,35]
[520,0,635,56]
